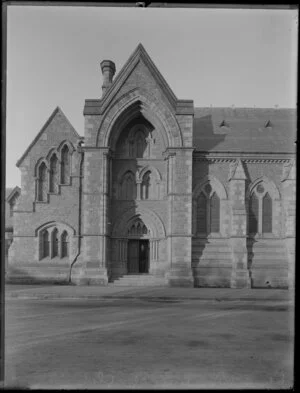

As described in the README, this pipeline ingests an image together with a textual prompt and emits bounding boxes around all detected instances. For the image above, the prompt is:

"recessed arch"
[138,165,162,182]
[246,176,280,200]
[112,207,166,239]
[116,164,139,184]
[34,158,48,177]
[46,148,59,161]
[35,221,76,236]
[57,139,76,153]
[96,89,183,149]
[193,175,228,200]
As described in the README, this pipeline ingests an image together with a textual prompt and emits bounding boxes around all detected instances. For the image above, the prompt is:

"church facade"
[7,44,296,288]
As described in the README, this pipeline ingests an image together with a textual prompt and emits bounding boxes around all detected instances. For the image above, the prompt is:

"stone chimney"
[100,60,116,96]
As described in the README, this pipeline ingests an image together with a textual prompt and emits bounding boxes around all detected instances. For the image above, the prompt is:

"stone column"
[165,148,194,287]
[78,147,109,285]
[136,180,142,200]
[282,160,296,290]
[229,159,251,288]
[149,239,160,275]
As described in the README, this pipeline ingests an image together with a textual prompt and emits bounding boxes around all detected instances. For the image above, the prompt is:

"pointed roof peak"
[98,43,178,112]
[130,42,152,62]
[6,186,21,202]
[136,42,146,51]
[16,106,80,168]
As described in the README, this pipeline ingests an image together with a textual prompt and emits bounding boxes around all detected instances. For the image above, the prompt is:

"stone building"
[6,44,296,288]
[5,186,21,274]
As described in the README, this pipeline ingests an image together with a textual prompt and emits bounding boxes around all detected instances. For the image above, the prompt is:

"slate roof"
[193,107,297,153]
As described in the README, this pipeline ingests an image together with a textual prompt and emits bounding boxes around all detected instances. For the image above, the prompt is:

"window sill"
[35,200,48,204]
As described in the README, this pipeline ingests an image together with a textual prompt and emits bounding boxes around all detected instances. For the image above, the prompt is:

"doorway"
[127,240,149,274]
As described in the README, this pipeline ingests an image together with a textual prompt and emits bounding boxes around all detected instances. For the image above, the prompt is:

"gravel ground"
[5,296,294,389]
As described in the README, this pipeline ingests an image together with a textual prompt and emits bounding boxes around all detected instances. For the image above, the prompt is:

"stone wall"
[7,109,82,284]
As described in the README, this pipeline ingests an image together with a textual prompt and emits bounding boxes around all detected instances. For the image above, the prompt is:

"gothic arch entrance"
[127,240,149,274]
[110,209,165,281]
[127,218,150,274]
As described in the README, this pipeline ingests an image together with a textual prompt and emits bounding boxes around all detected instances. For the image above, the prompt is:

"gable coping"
[16,107,80,168]
[84,43,185,116]
[6,186,21,202]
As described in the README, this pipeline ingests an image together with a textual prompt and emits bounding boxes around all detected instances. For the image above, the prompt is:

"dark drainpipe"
[68,139,84,284]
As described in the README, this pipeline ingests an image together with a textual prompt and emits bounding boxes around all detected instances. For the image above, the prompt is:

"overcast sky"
[6,5,298,187]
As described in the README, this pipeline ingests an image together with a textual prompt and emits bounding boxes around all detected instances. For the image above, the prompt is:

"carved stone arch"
[193,175,228,200]
[247,176,280,200]
[116,165,139,184]
[127,217,149,236]
[46,148,59,162]
[101,98,169,149]
[127,123,150,141]
[96,89,183,149]
[57,139,76,154]
[138,165,162,182]
[112,207,166,239]
[34,157,49,177]
[35,221,76,237]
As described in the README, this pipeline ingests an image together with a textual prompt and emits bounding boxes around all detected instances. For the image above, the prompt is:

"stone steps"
[112,274,167,287]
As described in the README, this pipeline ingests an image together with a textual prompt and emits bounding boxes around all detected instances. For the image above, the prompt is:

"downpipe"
[68,139,84,284]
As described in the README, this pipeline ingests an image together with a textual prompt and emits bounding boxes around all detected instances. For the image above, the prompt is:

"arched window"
[141,171,151,200]
[197,193,207,233]
[37,162,48,201]
[49,154,59,193]
[40,229,50,259]
[249,193,259,234]
[136,222,142,235]
[196,185,221,234]
[262,192,272,233]
[61,230,69,258]
[248,183,273,235]
[210,193,220,233]
[121,171,136,200]
[51,228,59,258]
[61,145,70,184]
[135,131,146,158]
[9,196,17,217]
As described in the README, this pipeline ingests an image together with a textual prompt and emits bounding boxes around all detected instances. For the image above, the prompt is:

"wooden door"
[127,240,139,273]
[139,240,149,273]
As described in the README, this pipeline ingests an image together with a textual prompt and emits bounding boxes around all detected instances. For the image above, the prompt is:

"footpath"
[5,283,294,302]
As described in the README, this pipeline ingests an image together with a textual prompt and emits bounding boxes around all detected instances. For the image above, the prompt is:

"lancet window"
[196,183,220,234]
[61,145,70,184]
[49,154,59,193]
[120,171,137,200]
[37,162,48,202]
[39,226,70,260]
[248,183,273,235]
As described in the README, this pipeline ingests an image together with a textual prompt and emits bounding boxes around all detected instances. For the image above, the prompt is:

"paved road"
[5,297,294,389]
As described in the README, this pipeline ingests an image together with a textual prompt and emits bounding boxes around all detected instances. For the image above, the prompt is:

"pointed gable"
[6,186,21,203]
[84,43,191,116]
[16,107,80,168]
[282,159,296,182]
[229,159,247,181]
[5,186,21,230]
